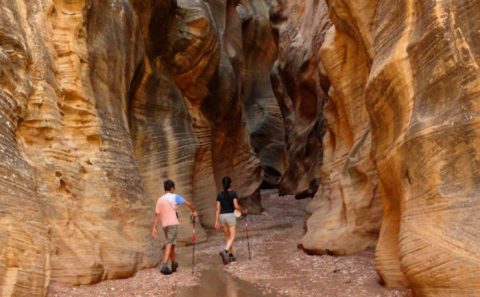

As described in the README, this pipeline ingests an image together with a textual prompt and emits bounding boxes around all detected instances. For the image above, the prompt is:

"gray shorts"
[163,225,178,245]
[219,213,236,227]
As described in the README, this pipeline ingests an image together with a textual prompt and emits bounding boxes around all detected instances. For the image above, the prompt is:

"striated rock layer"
[170,0,265,224]
[1,0,159,295]
[199,0,264,214]
[268,0,383,255]
[129,0,204,241]
[273,0,480,296]
[367,1,480,295]
[269,0,327,198]
[301,0,383,255]
[240,0,286,188]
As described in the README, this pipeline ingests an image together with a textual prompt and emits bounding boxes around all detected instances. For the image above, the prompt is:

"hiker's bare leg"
[170,245,176,262]
[225,225,236,251]
[163,243,172,264]
[223,225,230,250]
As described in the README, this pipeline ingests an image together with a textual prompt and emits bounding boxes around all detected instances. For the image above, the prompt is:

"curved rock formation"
[269,0,327,198]
[366,1,480,295]
[268,0,383,255]
[0,3,49,295]
[240,0,286,188]
[129,0,204,241]
[200,0,264,214]
[168,0,265,222]
[296,0,383,255]
[1,0,159,294]
[285,0,480,295]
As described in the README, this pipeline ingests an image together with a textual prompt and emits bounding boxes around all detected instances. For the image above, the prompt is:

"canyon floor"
[50,190,412,297]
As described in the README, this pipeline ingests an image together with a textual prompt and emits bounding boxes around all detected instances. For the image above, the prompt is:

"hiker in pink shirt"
[151,179,197,275]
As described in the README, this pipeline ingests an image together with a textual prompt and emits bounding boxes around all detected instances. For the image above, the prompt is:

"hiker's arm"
[183,200,198,217]
[151,213,159,238]
[175,194,197,216]
[233,198,246,214]
[215,201,221,230]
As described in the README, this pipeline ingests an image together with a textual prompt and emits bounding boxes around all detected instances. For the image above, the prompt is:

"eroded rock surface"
[240,0,286,188]
[129,0,204,241]
[1,0,267,294]
[1,0,159,295]
[295,0,383,256]
[269,0,327,198]
[366,1,480,295]
[281,0,480,296]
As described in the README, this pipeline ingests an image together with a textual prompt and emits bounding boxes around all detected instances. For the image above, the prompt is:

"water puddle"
[176,267,279,297]
[174,252,281,297]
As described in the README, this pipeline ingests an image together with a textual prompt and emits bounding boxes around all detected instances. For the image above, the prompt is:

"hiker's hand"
[215,222,221,231]
[151,228,159,238]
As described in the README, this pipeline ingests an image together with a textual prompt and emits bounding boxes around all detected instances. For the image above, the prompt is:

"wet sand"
[50,190,412,297]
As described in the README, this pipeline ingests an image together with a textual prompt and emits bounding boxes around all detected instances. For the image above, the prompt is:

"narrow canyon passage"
[2,1,480,296]
[50,191,411,297]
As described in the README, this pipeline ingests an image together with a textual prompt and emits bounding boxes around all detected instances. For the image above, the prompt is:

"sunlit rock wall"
[365,1,480,295]
[298,0,383,255]
[0,0,159,295]
[0,2,49,295]
[168,0,265,223]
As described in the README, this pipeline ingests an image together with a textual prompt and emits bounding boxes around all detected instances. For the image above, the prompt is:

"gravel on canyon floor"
[50,190,412,297]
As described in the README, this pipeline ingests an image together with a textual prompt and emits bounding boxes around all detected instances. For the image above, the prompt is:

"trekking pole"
[191,215,196,274]
[244,211,252,260]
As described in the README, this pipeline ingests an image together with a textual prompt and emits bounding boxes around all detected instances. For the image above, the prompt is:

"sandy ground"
[49,264,198,297]
[220,190,412,297]
[50,190,412,297]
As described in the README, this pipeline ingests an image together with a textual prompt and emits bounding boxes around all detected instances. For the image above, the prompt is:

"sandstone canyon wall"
[240,0,286,188]
[271,0,480,296]
[269,0,326,198]
[1,1,158,295]
[269,0,383,257]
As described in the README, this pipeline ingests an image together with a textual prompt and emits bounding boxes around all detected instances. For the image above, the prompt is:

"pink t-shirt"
[155,192,186,227]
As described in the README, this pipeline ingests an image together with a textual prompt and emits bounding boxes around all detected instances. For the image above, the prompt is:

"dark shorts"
[163,225,178,245]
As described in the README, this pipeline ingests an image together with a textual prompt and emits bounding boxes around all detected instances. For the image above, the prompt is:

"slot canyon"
[1,0,479,296]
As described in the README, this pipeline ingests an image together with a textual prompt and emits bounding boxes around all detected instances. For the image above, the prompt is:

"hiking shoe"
[171,262,179,273]
[219,250,229,265]
[229,255,236,262]
[160,264,172,275]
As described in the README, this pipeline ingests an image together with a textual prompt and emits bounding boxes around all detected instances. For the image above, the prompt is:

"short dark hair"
[164,180,175,191]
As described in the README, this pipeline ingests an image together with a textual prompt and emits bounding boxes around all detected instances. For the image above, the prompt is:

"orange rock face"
[366,1,480,295]
[1,0,267,294]
[269,0,383,255]
[276,0,480,295]
[1,1,159,295]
